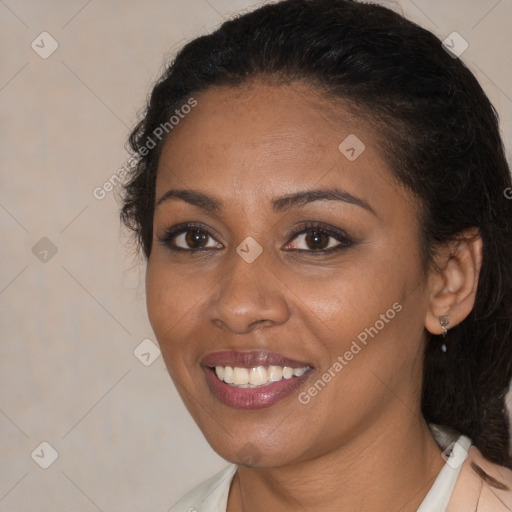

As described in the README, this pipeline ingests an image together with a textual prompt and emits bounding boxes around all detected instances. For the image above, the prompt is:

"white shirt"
[168,425,472,512]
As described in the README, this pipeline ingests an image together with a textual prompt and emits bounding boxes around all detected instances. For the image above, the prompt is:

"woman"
[120,0,512,510]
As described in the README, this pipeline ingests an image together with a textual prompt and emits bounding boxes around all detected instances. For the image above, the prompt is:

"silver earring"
[438,315,449,352]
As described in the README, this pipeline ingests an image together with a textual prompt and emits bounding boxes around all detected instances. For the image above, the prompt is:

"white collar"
[417,432,472,511]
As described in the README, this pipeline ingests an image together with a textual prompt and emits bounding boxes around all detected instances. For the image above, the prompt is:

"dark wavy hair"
[120,0,512,485]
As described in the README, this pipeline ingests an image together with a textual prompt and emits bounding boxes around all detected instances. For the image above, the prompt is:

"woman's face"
[146,81,432,467]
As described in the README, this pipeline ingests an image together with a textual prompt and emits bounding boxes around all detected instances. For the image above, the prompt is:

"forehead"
[155,81,400,209]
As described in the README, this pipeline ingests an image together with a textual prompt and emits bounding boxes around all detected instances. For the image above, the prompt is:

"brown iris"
[185,230,208,248]
[305,230,329,250]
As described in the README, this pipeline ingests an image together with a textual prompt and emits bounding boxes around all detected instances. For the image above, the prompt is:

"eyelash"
[156,221,353,255]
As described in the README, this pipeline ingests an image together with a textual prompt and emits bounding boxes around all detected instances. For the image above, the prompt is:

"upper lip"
[201,351,312,369]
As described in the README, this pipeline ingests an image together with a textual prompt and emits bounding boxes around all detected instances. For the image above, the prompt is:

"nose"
[206,248,290,335]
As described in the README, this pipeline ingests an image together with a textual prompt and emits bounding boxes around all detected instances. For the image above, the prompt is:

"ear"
[424,228,483,335]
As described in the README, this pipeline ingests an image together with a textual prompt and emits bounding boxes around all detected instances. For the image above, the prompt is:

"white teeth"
[213,365,310,387]
[223,366,234,384]
[249,366,268,385]
[268,365,283,381]
[233,367,249,385]
[283,367,293,379]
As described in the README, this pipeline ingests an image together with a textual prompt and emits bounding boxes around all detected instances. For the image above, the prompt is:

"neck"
[227,416,445,512]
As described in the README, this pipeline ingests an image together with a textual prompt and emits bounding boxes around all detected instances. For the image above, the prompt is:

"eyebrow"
[156,187,376,216]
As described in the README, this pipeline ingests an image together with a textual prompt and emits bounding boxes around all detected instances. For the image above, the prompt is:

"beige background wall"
[1,1,511,510]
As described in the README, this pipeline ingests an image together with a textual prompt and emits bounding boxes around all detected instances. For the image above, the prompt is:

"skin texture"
[145,81,482,512]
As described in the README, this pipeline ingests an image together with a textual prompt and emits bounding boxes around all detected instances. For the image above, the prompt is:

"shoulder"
[167,464,238,512]
[448,445,512,512]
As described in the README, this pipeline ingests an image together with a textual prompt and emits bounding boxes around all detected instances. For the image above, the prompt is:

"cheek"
[145,256,200,357]
[287,248,411,329]
[146,260,171,335]
[290,246,423,374]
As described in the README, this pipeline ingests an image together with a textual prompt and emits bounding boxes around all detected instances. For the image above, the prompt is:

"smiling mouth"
[211,365,312,388]
[201,350,314,409]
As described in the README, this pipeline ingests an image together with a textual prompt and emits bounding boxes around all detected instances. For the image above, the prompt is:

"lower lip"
[204,367,312,409]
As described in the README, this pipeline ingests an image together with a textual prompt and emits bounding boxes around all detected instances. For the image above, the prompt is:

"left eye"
[285,227,351,252]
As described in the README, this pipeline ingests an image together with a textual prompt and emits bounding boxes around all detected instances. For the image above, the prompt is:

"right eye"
[157,223,224,252]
